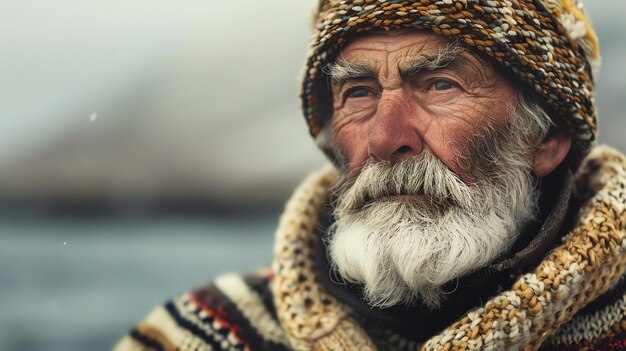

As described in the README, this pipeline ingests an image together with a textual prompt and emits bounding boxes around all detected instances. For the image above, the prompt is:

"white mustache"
[335,150,475,213]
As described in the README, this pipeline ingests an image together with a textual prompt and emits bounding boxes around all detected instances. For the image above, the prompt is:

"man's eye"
[432,80,455,91]
[345,87,371,98]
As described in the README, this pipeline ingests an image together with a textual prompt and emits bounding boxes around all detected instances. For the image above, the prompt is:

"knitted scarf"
[272,146,626,350]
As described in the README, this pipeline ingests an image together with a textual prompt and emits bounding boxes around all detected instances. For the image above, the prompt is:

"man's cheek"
[428,99,494,126]
[333,128,369,175]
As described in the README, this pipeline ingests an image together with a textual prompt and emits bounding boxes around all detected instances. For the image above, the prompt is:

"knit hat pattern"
[302,0,600,158]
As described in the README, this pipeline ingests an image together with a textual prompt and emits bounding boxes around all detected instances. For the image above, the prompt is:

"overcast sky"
[1,0,624,205]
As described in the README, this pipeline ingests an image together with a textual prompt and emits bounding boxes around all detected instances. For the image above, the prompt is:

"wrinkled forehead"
[328,29,505,85]
[335,30,456,73]
[332,29,491,66]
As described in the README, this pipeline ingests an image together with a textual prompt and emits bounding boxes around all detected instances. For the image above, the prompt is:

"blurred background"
[1,1,625,350]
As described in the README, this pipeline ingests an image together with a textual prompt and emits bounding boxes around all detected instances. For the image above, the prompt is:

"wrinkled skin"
[331,30,521,184]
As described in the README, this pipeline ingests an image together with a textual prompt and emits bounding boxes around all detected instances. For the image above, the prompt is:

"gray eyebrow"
[324,60,379,84]
[399,42,464,78]
[325,41,466,86]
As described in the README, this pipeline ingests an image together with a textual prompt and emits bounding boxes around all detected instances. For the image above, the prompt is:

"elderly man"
[116,0,626,350]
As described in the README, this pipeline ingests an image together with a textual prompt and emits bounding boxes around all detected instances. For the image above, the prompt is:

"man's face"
[329,30,516,181]
[325,30,544,309]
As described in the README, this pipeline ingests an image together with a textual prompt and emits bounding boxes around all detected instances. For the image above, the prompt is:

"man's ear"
[533,131,572,176]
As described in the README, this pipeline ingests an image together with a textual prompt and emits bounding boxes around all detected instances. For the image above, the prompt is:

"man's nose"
[367,92,423,163]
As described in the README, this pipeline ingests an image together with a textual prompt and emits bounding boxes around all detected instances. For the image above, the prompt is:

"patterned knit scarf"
[272,146,626,350]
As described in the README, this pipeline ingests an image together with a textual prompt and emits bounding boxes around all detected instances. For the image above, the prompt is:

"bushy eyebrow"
[399,42,465,78]
[325,60,378,86]
[326,41,468,87]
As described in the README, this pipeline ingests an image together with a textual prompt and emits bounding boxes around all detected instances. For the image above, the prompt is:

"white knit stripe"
[113,336,151,351]
[215,273,290,346]
[140,305,188,348]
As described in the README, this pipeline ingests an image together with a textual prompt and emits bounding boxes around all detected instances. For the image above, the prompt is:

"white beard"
[327,146,539,309]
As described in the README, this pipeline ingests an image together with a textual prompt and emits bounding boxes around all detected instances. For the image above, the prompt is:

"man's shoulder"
[114,270,291,351]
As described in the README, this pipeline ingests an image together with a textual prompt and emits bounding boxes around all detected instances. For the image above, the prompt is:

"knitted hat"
[301,0,600,162]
